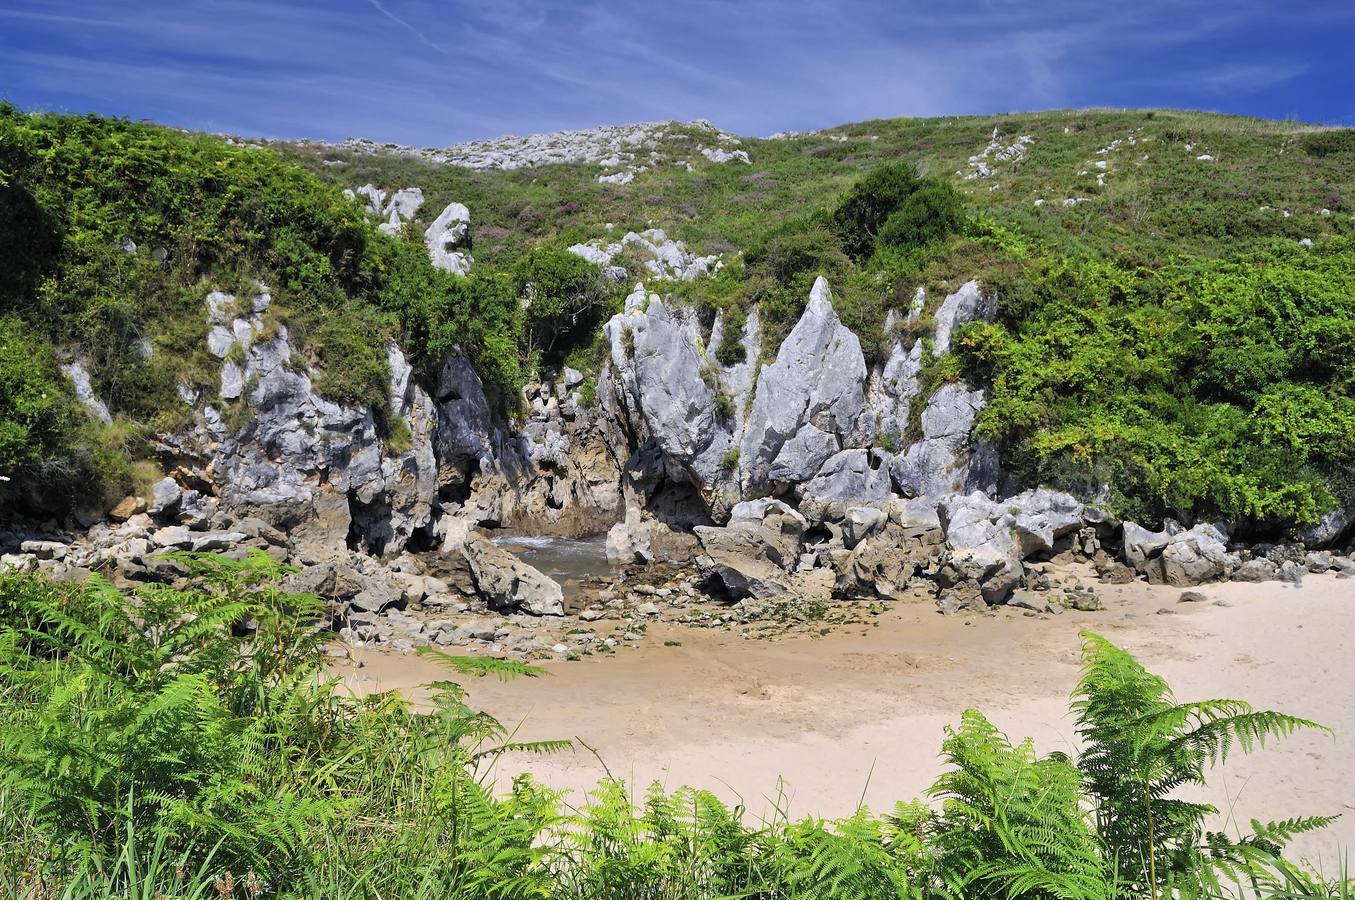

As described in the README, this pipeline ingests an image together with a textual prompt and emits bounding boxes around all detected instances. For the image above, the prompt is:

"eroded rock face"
[1302,509,1350,549]
[932,280,995,356]
[601,292,736,508]
[1159,524,1233,586]
[1007,488,1087,557]
[868,337,923,441]
[937,492,1024,605]
[60,361,112,425]
[890,384,996,499]
[1122,521,1178,572]
[425,202,473,275]
[465,379,623,537]
[695,499,806,599]
[349,184,425,236]
[708,307,762,421]
[162,290,442,560]
[569,229,721,282]
[741,277,868,491]
[797,449,893,522]
[585,274,1007,540]
[1122,520,1234,586]
[830,498,945,600]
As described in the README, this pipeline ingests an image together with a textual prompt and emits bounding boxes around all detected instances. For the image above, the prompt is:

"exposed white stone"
[960,128,1033,180]
[933,280,996,356]
[700,146,751,164]
[60,361,112,425]
[742,277,868,489]
[568,229,721,282]
[425,202,473,275]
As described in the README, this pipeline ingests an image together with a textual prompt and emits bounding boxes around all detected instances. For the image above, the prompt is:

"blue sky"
[2,0,1353,145]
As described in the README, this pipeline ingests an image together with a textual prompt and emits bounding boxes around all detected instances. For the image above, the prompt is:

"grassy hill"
[3,104,1355,532]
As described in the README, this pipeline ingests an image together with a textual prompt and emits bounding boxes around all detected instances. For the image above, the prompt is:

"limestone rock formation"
[797,449,893,522]
[569,229,721,282]
[889,383,996,498]
[156,288,442,561]
[695,499,806,599]
[601,293,736,507]
[741,277,867,491]
[1121,520,1235,586]
[60,361,112,425]
[932,280,996,356]
[425,201,473,275]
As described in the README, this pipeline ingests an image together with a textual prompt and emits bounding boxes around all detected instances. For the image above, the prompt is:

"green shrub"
[514,246,615,372]
[714,390,735,421]
[719,447,740,472]
[744,214,850,285]
[303,306,391,418]
[714,313,747,366]
[831,163,927,260]
[874,178,965,252]
[1303,129,1355,157]
[958,244,1355,529]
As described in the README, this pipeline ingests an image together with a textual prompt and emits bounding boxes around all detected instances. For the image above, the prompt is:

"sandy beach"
[340,571,1354,868]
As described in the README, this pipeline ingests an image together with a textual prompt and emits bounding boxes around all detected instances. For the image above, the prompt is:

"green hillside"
[4,104,1355,531]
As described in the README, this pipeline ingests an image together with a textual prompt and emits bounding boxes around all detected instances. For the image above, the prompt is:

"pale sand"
[339,572,1354,868]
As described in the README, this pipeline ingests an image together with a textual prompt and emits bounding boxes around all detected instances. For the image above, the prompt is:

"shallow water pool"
[491,534,615,606]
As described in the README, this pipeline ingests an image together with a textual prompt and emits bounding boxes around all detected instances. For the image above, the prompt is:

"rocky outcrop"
[588,274,1007,557]
[828,499,945,600]
[425,201,473,275]
[868,335,923,441]
[741,277,868,491]
[1121,520,1236,586]
[346,184,425,236]
[30,246,1355,657]
[1302,509,1351,549]
[932,280,996,356]
[797,449,892,522]
[600,292,736,510]
[465,377,624,536]
[60,361,112,425]
[153,288,442,561]
[890,383,997,499]
[380,187,424,235]
[695,500,806,600]
[569,229,722,282]
[708,307,762,416]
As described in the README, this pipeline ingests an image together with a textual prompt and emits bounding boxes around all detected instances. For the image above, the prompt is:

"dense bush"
[514,246,617,372]
[957,241,1355,529]
[1303,129,1355,158]
[0,317,104,511]
[0,564,1345,899]
[874,179,965,252]
[831,163,928,259]
[831,164,964,261]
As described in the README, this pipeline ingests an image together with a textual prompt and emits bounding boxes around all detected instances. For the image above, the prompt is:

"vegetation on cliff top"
[1,561,1345,898]
[0,105,617,515]
[3,103,1355,532]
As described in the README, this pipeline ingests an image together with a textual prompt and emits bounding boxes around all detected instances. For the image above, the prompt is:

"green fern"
[1074,631,1330,898]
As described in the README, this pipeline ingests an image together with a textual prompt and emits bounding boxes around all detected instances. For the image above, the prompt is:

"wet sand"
[339,572,1354,867]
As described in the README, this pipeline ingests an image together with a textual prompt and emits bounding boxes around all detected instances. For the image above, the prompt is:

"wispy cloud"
[1194,63,1308,94]
[362,0,446,55]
